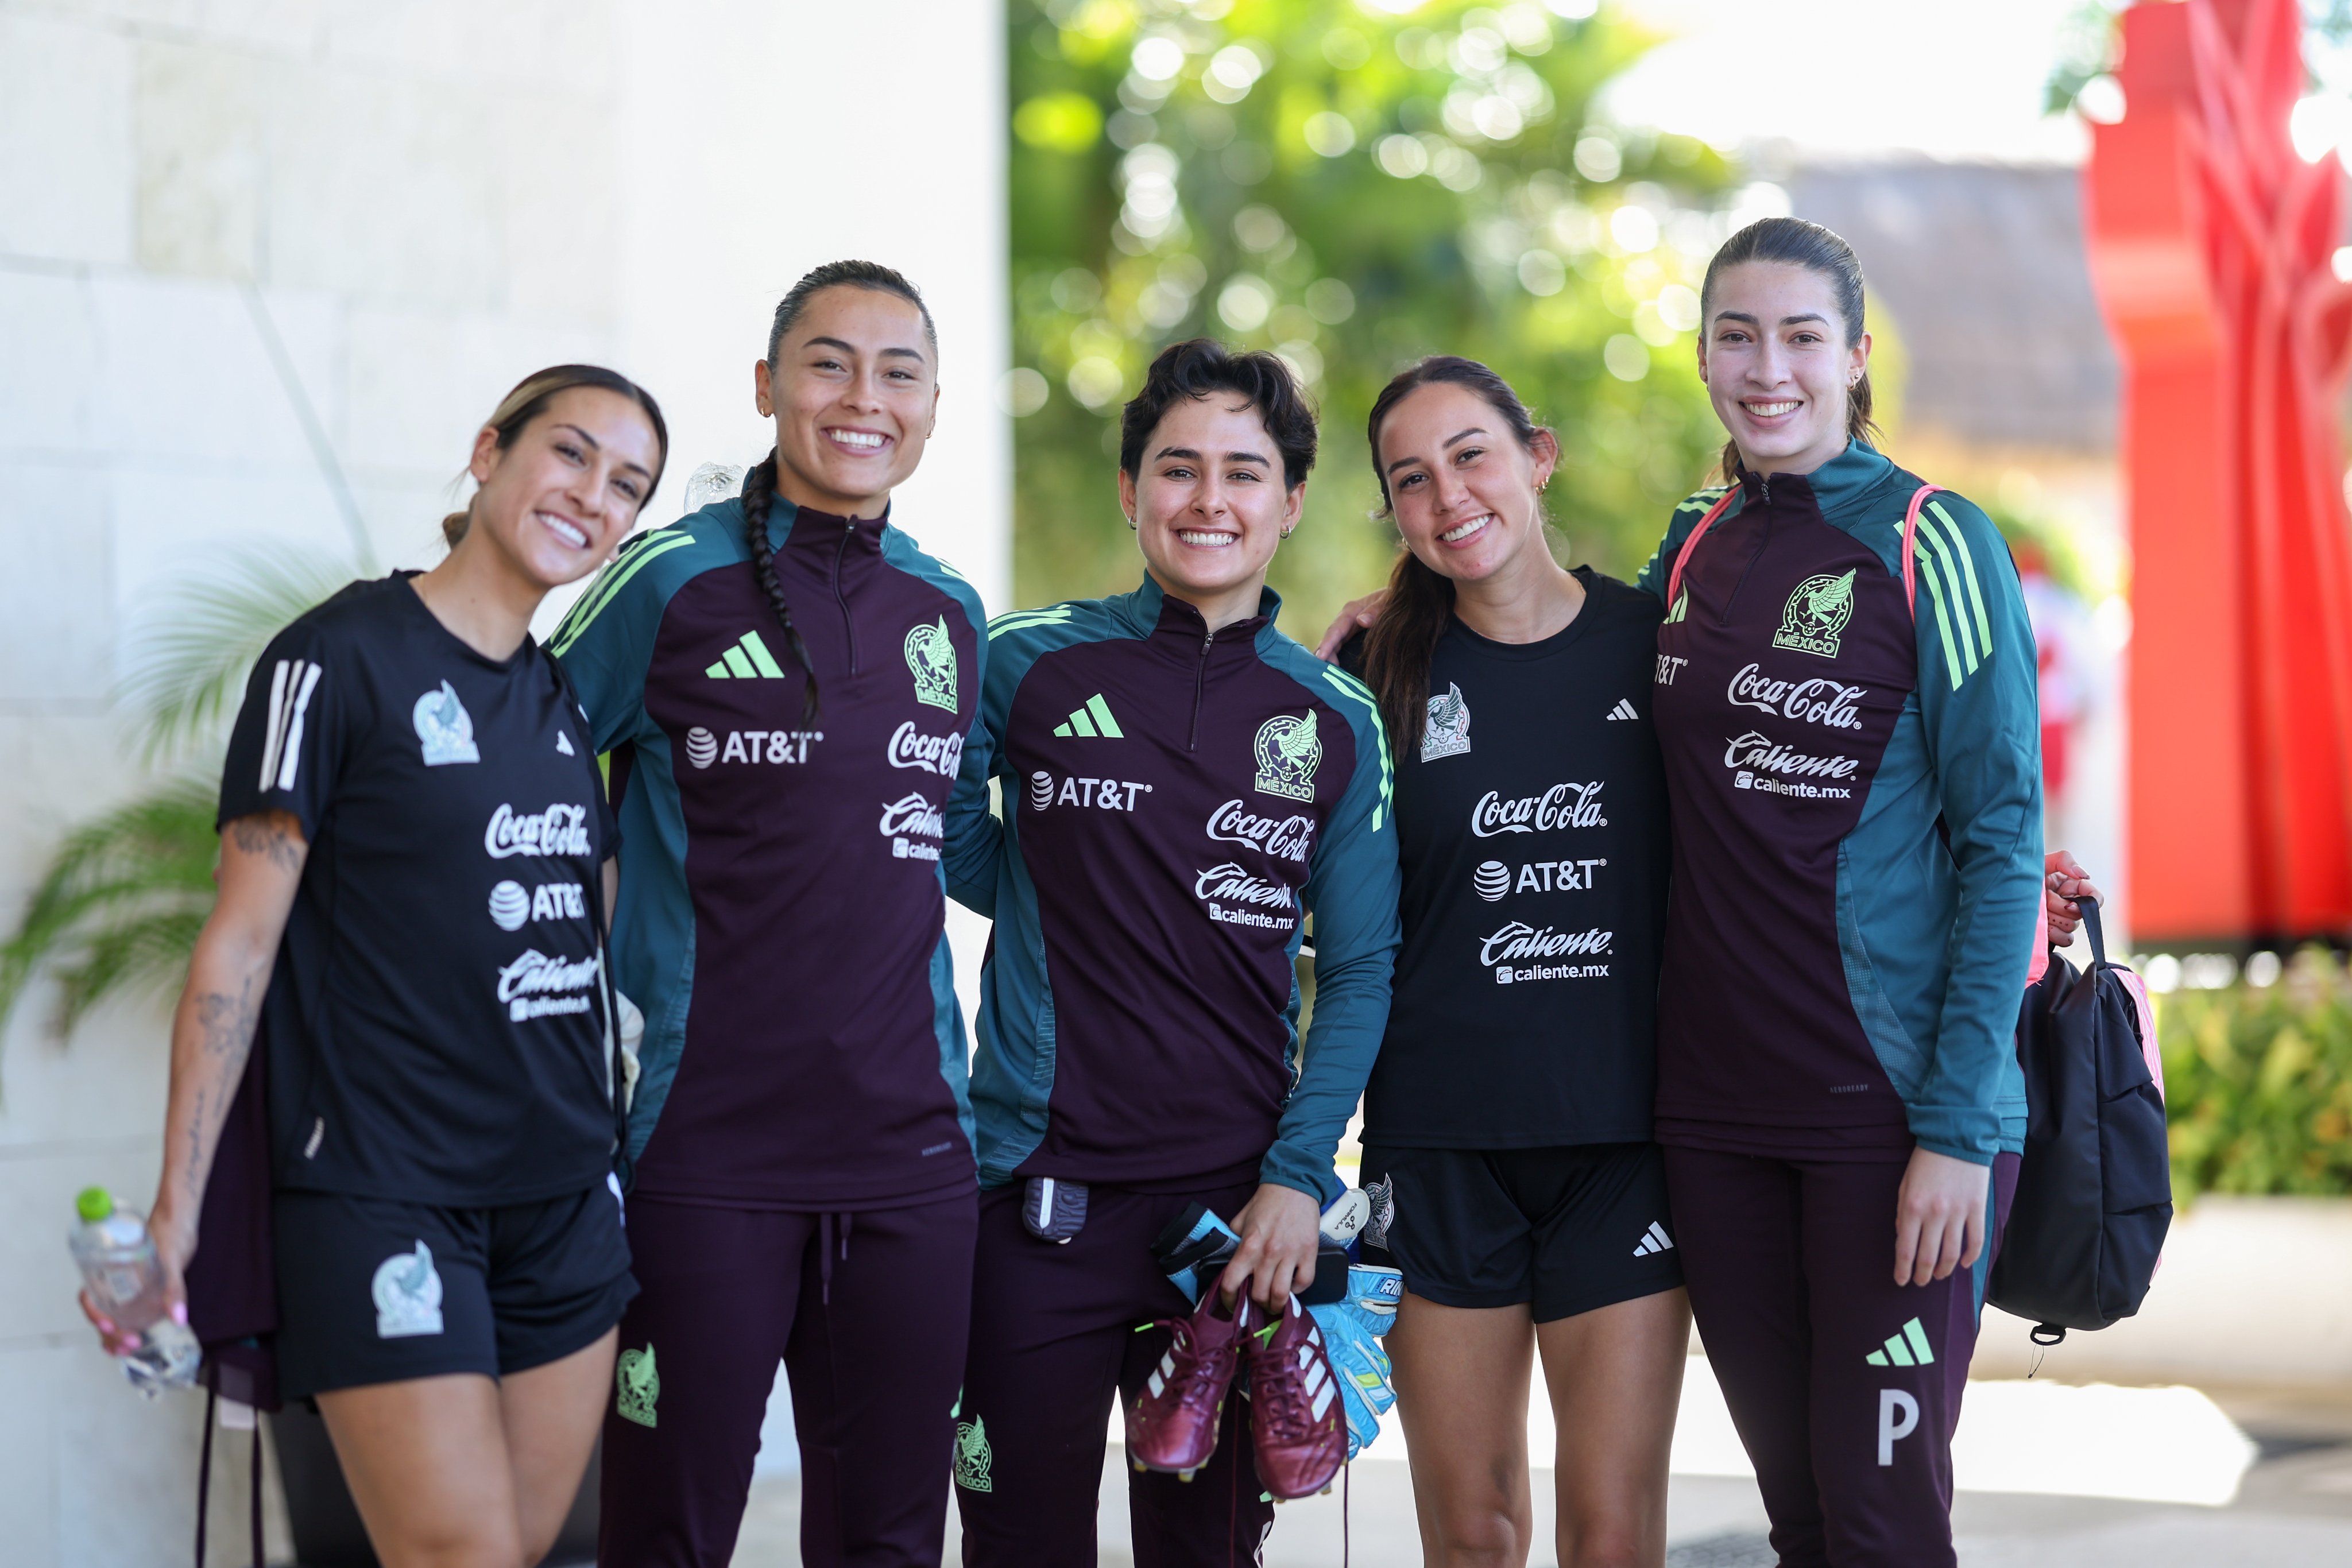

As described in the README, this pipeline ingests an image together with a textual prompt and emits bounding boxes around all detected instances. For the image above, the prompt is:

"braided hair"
[737,450,823,724]
[741,260,939,726]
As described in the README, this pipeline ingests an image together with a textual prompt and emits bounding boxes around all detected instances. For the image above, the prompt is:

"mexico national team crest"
[905,617,958,711]
[1773,568,1857,659]
[412,680,479,765]
[371,1241,444,1338]
[1422,682,1471,761]
[954,1416,993,1492]
[616,1344,660,1427]
[1253,711,1321,802]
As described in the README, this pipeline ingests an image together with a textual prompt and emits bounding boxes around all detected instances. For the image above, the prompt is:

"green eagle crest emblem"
[953,1416,994,1492]
[1253,711,1321,802]
[1772,569,1857,659]
[905,617,958,711]
[616,1344,660,1428]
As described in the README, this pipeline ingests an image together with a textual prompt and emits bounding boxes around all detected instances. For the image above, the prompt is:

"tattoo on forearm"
[176,975,258,1199]
[228,814,301,872]
[194,981,257,1059]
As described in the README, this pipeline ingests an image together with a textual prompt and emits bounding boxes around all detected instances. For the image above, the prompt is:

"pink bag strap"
[1898,483,1945,620]
[1662,487,1741,613]
[1668,481,1948,622]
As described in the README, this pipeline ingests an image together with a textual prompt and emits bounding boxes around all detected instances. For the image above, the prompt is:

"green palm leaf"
[0,545,351,1058]
[121,548,357,765]
[0,779,222,1036]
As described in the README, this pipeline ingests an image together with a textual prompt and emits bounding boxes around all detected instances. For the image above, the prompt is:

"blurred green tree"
[1007,0,1748,637]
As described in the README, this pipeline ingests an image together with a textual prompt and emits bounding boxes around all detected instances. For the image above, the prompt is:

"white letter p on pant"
[1877,1388,1920,1466]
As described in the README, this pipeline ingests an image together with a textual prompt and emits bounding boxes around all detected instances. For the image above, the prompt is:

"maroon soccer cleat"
[1245,1293,1348,1500]
[1126,1291,1254,1481]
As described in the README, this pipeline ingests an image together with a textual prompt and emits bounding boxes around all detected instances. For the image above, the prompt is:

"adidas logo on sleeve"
[1053,694,1124,738]
[1606,698,1639,721]
[1631,1220,1674,1257]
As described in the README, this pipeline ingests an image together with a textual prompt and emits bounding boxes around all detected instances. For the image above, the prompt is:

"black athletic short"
[1355,1142,1682,1322]
[272,1182,636,1400]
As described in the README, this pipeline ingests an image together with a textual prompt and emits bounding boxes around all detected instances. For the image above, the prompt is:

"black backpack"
[1987,899,2172,1341]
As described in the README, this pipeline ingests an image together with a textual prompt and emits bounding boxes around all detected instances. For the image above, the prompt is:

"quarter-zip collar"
[765,497,891,676]
[1735,439,1899,528]
[1118,572,1282,752]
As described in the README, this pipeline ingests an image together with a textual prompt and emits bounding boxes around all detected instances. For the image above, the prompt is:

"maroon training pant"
[1665,1147,2020,1568]
[597,1189,976,1567]
[954,1178,1275,1567]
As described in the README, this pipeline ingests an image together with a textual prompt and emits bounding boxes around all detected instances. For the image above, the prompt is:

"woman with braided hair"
[552,261,989,1567]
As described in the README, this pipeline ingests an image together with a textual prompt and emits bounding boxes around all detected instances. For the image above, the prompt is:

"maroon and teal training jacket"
[945,576,1402,1205]
[552,495,988,1209]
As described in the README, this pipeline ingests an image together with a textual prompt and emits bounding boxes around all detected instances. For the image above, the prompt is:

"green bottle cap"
[75,1187,114,1223]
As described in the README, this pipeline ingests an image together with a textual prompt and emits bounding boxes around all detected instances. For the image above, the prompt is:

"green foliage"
[0,781,219,1037]
[2160,949,2352,1197]
[0,547,349,1047]
[119,551,358,766]
[1008,0,1739,637]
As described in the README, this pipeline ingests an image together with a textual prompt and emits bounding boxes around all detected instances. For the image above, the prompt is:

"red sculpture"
[2084,0,2352,944]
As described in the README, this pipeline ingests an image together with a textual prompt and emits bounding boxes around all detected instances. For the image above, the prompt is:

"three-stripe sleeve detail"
[259,658,323,790]
[1908,502,1993,691]
[550,529,694,656]
[988,606,1076,639]
[1318,667,1392,831]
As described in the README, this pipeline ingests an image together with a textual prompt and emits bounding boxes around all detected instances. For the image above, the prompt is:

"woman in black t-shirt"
[80,366,667,1568]
[1338,358,1688,1568]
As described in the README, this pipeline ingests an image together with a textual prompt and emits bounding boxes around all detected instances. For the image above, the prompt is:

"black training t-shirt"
[218,574,616,1206]
[1343,568,1669,1148]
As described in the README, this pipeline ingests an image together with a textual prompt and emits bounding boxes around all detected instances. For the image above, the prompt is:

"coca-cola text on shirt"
[483,803,592,860]
[1469,782,1608,838]
[1725,664,1866,730]
[887,721,964,777]
[1205,799,1316,863]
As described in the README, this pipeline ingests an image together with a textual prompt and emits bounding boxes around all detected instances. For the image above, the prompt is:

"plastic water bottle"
[68,1187,200,1396]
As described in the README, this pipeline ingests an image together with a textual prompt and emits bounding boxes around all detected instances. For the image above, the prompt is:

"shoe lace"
[1250,1333,1316,1441]
[1148,1317,1235,1411]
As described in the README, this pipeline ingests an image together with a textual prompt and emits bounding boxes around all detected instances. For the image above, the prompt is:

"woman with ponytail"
[1321,221,2103,1565]
[1628,218,2064,1567]
[87,366,664,1567]
[550,262,989,1567]
[1334,358,1686,1568]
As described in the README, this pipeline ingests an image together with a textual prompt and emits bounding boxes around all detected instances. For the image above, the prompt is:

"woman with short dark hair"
[944,338,1401,1565]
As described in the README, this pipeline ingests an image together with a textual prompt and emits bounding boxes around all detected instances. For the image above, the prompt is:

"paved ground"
[732,1381,2352,1566]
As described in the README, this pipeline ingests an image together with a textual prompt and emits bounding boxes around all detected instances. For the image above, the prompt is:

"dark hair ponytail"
[1359,355,1548,754]
[736,260,939,724]
[444,363,668,548]
[737,450,821,725]
[1700,216,1879,483]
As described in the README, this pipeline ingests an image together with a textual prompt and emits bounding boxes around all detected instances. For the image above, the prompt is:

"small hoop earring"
[1279,526,1295,539]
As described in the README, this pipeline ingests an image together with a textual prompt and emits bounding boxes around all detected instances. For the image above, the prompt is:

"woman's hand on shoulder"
[2044,850,2104,947]
[1313,591,1390,662]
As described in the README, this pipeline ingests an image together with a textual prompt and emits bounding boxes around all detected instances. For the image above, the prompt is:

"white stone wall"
[0,3,1007,1562]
